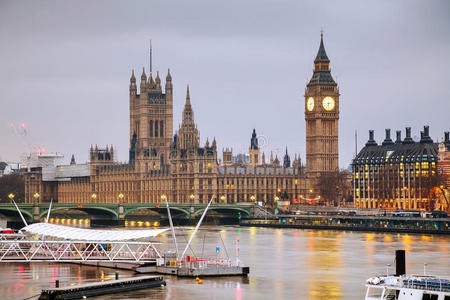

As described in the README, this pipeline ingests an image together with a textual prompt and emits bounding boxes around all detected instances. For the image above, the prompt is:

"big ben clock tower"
[305,32,339,176]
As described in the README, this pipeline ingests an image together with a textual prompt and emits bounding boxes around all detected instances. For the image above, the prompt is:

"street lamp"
[189,194,195,203]
[250,195,256,203]
[161,194,167,203]
[274,196,280,215]
[33,192,40,204]
[8,193,14,202]
[91,193,97,203]
[220,195,226,204]
[118,193,124,204]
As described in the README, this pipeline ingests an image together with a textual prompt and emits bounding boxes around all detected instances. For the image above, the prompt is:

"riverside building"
[352,127,450,212]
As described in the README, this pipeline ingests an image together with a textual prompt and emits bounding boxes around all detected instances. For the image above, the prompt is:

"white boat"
[365,274,450,300]
[365,250,450,300]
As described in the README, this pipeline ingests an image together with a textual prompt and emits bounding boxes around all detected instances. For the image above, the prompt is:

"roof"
[352,141,439,165]
[315,35,330,62]
[22,223,169,241]
[308,71,336,86]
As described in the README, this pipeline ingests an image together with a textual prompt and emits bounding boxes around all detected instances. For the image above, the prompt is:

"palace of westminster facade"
[23,34,341,205]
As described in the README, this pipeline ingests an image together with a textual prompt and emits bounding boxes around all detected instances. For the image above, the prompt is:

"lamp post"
[220,195,226,204]
[274,196,280,215]
[118,193,124,204]
[250,195,256,204]
[8,193,14,202]
[189,194,195,204]
[91,193,97,203]
[33,192,40,204]
[161,194,167,203]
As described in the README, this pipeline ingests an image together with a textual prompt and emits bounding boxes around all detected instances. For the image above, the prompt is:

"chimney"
[365,130,377,147]
[382,129,394,145]
[420,126,433,144]
[402,127,414,144]
[444,132,450,148]
[424,125,430,137]
[395,130,402,144]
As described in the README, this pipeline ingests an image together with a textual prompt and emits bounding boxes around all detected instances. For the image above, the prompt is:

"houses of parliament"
[23,34,340,205]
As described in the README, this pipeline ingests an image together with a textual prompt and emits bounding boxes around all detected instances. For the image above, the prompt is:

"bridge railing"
[0,239,162,263]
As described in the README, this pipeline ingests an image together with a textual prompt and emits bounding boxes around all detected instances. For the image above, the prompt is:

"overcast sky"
[1,0,449,168]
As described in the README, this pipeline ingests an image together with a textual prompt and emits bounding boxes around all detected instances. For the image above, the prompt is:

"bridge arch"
[39,206,118,219]
[193,207,251,218]
[123,206,190,219]
[0,207,33,222]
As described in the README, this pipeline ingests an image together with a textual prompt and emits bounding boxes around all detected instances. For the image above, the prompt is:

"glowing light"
[153,221,159,227]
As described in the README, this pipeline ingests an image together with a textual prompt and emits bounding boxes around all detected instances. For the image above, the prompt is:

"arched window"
[149,121,153,137]
[160,121,164,137]
[155,121,158,137]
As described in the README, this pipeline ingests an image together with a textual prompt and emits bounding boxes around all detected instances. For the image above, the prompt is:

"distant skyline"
[1,0,449,168]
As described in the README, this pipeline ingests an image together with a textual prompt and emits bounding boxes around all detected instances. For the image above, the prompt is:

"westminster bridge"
[0,202,266,224]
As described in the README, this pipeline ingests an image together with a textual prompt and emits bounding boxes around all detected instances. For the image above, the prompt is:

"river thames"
[0,226,449,299]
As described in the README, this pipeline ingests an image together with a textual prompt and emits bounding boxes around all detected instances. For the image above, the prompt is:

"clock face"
[307,97,314,111]
[322,96,335,111]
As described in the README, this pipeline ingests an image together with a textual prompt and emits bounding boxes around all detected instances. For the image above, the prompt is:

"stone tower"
[305,32,339,175]
[249,129,259,167]
[177,85,200,150]
[129,66,173,168]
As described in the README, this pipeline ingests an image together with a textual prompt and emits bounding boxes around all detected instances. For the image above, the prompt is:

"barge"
[39,275,166,300]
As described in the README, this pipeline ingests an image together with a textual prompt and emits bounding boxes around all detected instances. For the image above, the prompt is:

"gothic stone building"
[352,127,450,212]
[23,35,338,205]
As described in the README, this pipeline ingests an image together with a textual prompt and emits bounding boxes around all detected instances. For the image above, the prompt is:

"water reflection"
[306,230,343,299]
[0,227,448,299]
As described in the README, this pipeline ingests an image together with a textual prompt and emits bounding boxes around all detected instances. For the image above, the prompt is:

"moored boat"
[365,250,450,300]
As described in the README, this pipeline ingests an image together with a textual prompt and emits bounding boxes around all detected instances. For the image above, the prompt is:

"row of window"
[149,120,164,137]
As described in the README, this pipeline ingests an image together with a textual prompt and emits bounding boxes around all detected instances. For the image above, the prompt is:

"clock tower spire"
[305,31,340,176]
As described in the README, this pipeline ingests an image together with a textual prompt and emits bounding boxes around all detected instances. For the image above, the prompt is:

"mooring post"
[395,250,406,276]
[115,272,119,280]
[55,280,59,288]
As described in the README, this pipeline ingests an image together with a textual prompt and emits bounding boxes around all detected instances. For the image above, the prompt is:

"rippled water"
[1,226,449,299]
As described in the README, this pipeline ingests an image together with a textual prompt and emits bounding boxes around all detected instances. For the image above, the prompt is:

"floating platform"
[136,265,250,277]
[136,258,250,277]
[38,275,166,300]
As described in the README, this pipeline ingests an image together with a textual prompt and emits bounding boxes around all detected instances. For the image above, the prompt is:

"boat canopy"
[22,223,169,241]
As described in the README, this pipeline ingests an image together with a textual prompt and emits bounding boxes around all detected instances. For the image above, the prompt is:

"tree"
[421,169,446,211]
[316,169,352,206]
[0,173,25,203]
